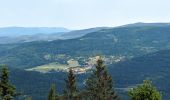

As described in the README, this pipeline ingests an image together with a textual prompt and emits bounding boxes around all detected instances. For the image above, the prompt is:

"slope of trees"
[47,58,162,100]
[0,59,162,100]
[47,58,120,100]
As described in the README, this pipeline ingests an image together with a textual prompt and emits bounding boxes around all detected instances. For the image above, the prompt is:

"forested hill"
[7,50,170,100]
[1,24,170,68]
[9,67,67,100]
[109,50,170,100]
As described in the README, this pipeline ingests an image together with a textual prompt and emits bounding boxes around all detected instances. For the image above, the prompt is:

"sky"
[0,0,170,29]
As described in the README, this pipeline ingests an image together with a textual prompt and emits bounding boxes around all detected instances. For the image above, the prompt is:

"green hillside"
[7,50,170,100]
[109,50,170,100]
[1,25,170,69]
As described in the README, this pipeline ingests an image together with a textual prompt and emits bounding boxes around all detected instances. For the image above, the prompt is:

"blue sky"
[0,0,170,29]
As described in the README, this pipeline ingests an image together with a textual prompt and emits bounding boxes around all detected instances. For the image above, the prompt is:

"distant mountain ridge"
[0,27,107,44]
[1,23,170,44]
[0,27,70,37]
[60,27,110,39]
[121,22,170,27]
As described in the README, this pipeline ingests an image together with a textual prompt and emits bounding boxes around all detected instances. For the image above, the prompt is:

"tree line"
[0,58,161,100]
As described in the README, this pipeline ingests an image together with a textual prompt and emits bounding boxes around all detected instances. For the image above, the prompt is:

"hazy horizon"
[0,0,170,29]
[1,22,170,30]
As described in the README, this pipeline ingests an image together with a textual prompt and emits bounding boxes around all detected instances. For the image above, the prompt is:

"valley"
[26,55,125,74]
[0,23,170,99]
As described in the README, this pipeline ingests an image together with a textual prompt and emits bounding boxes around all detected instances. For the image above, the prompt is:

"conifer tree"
[0,65,16,100]
[64,68,78,100]
[48,84,57,100]
[85,58,119,100]
[128,80,161,100]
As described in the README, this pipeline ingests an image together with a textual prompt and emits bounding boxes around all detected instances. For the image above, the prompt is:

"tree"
[0,65,17,100]
[64,68,79,100]
[128,80,162,100]
[48,84,58,100]
[85,58,119,100]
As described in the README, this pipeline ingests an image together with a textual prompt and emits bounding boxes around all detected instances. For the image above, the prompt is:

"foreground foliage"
[128,80,162,100]
[63,69,79,100]
[85,58,120,100]
[0,66,17,100]
[48,84,57,100]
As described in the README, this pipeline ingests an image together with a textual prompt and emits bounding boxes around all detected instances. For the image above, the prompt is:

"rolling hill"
[1,23,170,68]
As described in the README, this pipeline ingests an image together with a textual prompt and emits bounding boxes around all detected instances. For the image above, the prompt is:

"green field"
[26,62,71,73]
